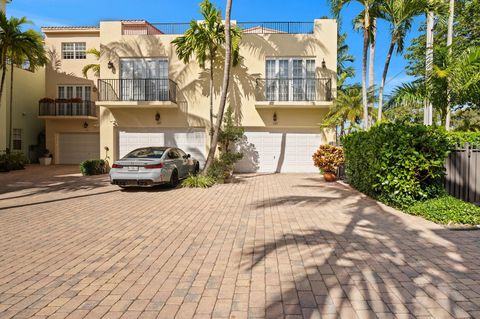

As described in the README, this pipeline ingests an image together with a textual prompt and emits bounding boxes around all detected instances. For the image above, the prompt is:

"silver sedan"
[109,147,200,188]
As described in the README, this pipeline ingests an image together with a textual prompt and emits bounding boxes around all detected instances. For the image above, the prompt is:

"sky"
[6,0,423,93]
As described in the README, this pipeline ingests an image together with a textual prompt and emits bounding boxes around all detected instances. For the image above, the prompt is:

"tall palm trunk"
[378,39,396,121]
[0,49,8,112]
[362,11,370,129]
[7,63,13,154]
[203,0,233,173]
[209,57,214,142]
[368,18,376,124]
[424,11,434,125]
[445,0,454,130]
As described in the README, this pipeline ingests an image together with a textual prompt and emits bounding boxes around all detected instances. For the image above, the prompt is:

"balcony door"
[266,58,315,101]
[58,85,91,115]
[120,58,168,101]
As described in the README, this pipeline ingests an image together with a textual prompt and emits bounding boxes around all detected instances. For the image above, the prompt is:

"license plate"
[128,166,138,171]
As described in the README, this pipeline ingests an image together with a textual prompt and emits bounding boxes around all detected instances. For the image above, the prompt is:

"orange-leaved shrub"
[312,144,345,173]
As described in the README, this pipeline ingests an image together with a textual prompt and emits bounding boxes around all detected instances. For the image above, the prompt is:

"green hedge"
[407,196,480,225]
[80,159,106,176]
[342,123,450,208]
[446,131,480,147]
[0,152,28,172]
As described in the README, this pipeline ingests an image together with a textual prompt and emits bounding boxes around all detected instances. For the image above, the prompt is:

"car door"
[166,149,184,177]
[176,148,191,177]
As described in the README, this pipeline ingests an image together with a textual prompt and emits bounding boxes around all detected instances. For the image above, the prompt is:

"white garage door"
[58,133,100,164]
[118,128,207,167]
[235,131,323,173]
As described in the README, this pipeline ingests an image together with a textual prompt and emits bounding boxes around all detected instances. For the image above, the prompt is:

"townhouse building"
[41,19,337,173]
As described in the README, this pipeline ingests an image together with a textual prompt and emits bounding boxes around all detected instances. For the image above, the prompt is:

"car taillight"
[112,164,123,168]
[144,163,164,169]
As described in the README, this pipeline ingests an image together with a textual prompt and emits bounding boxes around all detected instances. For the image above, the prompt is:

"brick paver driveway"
[0,165,479,319]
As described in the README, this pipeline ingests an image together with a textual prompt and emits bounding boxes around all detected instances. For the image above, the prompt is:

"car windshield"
[124,147,165,159]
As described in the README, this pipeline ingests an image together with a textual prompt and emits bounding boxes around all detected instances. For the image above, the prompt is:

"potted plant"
[39,149,53,166]
[312,144,345,182]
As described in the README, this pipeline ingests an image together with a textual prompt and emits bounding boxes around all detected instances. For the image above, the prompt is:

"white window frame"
[12,128,22,151]
[265,57,316,101]
[120,58,169,101]
[62,42,86,59]
[57,85,91,100]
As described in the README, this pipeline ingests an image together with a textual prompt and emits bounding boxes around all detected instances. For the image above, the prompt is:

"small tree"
[207,107,244,182]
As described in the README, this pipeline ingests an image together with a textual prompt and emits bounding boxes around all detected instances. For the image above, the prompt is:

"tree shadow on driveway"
[245,181,480,318]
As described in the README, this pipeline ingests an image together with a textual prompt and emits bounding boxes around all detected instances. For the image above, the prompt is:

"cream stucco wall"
[97,19,337,160]
[42,29,101,162]
[0,65,46,160]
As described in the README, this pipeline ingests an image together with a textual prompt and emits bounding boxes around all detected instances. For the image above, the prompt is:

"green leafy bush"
[182,175,216,188]
[342,123,450,208]
[0,152,28,172]
[407,196,480,225]
[80,159,106,176]
[446,131,480,147]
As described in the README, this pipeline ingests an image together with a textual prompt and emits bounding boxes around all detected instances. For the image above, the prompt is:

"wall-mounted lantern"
[83,121,89,129]
[273,112,278,124]
[322,59,326,69]
[155,112,161,124]
[107,61,114,69]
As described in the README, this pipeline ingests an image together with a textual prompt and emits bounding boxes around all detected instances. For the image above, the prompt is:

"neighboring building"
[41,19,337,172]
[0,0,46,161]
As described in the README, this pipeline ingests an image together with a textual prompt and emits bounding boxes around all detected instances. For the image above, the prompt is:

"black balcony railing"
[39,100,97,117]
[98,79,178,103]
[255,78,332,102]
[134,22,315,35]
[238,22,314,34]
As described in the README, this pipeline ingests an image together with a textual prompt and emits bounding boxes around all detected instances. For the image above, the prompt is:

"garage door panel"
[59,133,100,164]
[118,128,206,167]
[235,131,322,173]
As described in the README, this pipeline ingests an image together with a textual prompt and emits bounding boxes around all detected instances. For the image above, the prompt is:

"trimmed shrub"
[182,175,216,188]
[80,159,106,176]
[446,131,480,147]
[342,123,450,208]
[407,196,480,225]
[0,152,28,172]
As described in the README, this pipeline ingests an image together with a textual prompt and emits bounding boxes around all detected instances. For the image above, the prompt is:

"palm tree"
[377,0,424,121]
[0,12,32,111]
[2,19,47,153]
[331,0,377,129]
[82,48,100,78]
[368,17,376,125]
[322,84,363,136]
[0,13,47,152]
[203,0,234,173]
[387,46,480,124]
[337,32,355,90]
[445,0,454,130]
[172,0,241,140]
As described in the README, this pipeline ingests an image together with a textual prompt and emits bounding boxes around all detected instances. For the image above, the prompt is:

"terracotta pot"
[323,172,337,182]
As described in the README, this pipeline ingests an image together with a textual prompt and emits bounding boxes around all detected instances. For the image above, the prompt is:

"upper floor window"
[62,42,86,59]
[266,58,316,101]
[12,129,22,151]
[120,58,169,101]
[58,85,91,101]
[120,58,168,79]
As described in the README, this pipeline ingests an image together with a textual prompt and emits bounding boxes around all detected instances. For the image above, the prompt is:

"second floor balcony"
[255,78,332,107]
[98,78,178,106]
[39,99,97,118]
